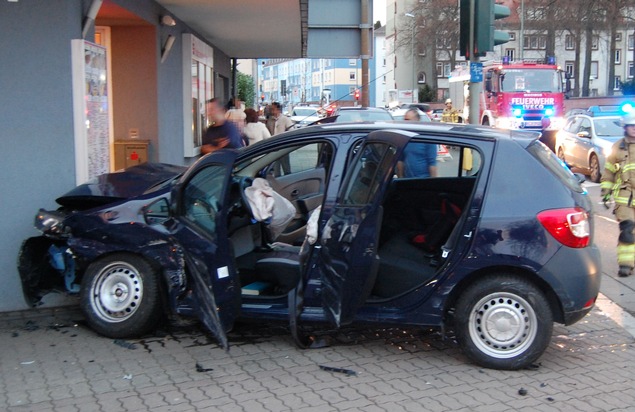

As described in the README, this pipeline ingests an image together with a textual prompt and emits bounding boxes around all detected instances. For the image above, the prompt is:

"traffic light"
[354,89,360,100]
[460,0,511,58]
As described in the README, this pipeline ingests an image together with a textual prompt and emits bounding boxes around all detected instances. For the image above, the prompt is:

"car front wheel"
[589,154,600,183]
[80,253,161,338]
[454,275,553,370]
[557,147,566,164]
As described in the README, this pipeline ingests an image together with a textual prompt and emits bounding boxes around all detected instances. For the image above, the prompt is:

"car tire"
[80,253,161,338]
[557,147,566,164]
[589,154,600,183]
[454,274,553,370]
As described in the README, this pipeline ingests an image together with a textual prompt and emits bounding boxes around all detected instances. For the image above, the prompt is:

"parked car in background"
[400,103,432,114]
[311,106,394,124]
[390,108,432,122]
[290,105,323,129]
[555,114,623,182]
[20,121,600,370]
[430,108,444,122]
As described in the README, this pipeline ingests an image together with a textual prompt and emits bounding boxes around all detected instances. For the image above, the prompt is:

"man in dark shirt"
[201,98,244,154]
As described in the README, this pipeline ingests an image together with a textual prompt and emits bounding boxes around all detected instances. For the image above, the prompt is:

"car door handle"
[291,189,299,198]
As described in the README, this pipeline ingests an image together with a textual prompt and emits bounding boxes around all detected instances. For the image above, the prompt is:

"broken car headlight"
[35,209,69,236]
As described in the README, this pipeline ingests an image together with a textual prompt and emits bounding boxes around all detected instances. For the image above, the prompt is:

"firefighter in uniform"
[600,111,635,277]
[441,98,459,123]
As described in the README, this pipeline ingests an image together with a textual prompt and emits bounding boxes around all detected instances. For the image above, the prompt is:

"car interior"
[225,139,480,301]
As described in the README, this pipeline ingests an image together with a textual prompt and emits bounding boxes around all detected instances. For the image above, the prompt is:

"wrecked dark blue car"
[19,122,601,370]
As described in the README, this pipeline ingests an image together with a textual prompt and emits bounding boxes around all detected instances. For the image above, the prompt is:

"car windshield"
[293,108,319,117]
[337,110,393,122]
[594,118,623,137]
[500,68,563,93]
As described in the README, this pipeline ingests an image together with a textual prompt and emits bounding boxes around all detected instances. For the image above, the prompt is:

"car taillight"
[537,207,590,248]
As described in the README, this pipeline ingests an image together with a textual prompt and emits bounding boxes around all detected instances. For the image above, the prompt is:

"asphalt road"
[583,180,635,317]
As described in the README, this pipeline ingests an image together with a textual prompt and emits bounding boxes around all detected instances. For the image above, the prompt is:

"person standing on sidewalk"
[600,111,635,277]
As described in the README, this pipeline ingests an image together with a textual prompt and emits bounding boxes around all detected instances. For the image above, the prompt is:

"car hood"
[56,162,187,209]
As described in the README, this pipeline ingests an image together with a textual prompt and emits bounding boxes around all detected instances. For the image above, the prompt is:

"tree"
[237,72,255,109]
[396,0,460,99]
[622,79,635,95]
[418,84,436,102]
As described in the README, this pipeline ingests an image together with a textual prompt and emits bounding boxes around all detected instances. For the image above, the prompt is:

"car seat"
[409,194,462,256]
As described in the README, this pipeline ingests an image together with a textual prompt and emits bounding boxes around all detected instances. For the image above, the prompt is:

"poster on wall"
[71,39,110,184]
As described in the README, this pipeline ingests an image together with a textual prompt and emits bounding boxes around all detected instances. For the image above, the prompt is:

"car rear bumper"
[540,242,602,325]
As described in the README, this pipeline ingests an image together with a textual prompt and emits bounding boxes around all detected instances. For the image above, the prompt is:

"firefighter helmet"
[622,112,635,127]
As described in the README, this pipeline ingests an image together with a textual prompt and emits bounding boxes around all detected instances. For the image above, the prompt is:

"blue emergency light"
[512,106,523,118]
[544,106,554,117]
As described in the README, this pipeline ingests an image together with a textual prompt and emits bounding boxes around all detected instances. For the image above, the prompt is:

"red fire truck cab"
[481,58,570,131]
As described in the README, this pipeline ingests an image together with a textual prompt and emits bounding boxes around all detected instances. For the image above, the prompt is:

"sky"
[374,0,386,26]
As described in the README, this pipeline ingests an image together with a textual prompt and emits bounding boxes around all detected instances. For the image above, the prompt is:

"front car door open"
[319,130,414,327]
[169,150,241,349]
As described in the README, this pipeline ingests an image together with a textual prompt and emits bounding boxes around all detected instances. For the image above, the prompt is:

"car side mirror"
[143,198,171,225]
[577,131,591,138]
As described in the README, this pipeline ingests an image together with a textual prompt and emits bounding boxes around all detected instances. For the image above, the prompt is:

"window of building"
[565,61,575,78]
[524,35,546,50]
[509,32,516,41]
[614,76,622,90]
[615,50,621,65]
[417,71,426,84]
[565,35,575,50]
[350,71,356,81]
[592,36,599,50]
[629,62,634,78]
[630,34,634,50]
[590,61,598,79]
[383,75,386,84]
[505,48,515,61]
[383,58,386,67]
[616,33,622,42]
[349,59,356,66]
[436,62,451,78]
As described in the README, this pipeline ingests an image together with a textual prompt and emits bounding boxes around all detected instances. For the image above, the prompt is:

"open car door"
[169,151,241,349]
[319,129,414,327]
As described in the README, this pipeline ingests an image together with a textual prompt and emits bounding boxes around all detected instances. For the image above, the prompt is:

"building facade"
[386,0,635,103]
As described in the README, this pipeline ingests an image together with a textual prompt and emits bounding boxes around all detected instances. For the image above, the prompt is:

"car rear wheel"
[589,154,600,183]
[454,275,553,370]
[80,253,161,338]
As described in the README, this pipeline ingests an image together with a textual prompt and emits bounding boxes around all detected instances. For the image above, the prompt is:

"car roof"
[338,106,389,112]
[245,120,539,149]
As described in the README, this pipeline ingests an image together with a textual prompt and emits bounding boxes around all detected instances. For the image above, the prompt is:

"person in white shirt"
[243,108,270,146]
[225,97,246,135]
[271,102,294,135]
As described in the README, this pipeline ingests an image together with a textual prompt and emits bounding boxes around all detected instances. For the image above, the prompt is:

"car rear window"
[526,140,584,193]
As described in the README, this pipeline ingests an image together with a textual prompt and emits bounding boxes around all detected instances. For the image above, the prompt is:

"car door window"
[341,142,397,205]
[182,166,226,236]
[565,118,582,133]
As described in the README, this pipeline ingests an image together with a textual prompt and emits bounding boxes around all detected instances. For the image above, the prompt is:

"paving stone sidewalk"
[0,301,633,412]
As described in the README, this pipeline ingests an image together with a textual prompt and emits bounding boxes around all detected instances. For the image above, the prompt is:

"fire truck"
[449,58,570,131]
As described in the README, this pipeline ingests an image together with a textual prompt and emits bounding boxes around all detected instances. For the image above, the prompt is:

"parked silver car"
[555,114,623,182]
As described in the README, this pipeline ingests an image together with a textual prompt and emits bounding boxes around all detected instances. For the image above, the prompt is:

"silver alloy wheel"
[89,261,143,323]
[468,292,538,359]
